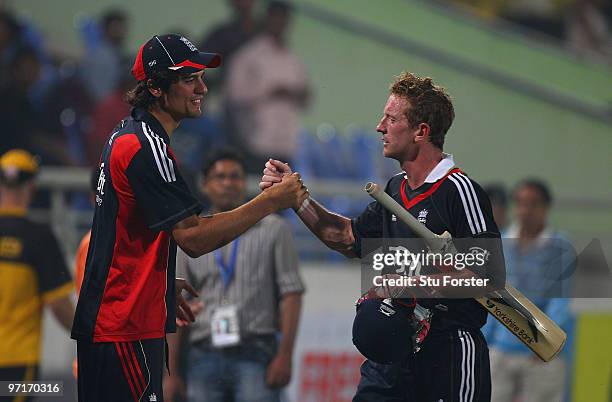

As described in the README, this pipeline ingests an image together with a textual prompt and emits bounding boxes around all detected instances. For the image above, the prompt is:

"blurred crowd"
[0,0,311,192]
[448,0,612,63]
[1,0,610,192]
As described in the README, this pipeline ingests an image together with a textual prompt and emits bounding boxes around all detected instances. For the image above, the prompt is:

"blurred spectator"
[200,0,258,90]
[226,0,310,173]
[485,179,575,402]
[565,0,612,62]
[199,0,258,156]
[42,62,95,166]
[0,8,23,86]
[165,148,304,402]
[79,8,130,102]
[0,149,74,390]
[483,183,508,231]
[0,46,73,165]
[85,73,132,165]
[171,114,224,196]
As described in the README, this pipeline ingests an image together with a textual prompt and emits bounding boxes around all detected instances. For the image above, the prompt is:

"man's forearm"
[173,192,277,257]
[277,293,302,358]
[296,197,357,257]
[49,297,75,332]
[166,329,184,375]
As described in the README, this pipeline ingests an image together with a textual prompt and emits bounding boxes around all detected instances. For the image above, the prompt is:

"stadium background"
[9,0,612,400]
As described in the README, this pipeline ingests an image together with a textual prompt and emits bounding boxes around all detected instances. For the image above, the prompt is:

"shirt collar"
[131,107,170,143]
[413,153,456,183]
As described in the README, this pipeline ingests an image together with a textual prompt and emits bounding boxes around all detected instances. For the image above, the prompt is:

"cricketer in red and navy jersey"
[72,107,202,343]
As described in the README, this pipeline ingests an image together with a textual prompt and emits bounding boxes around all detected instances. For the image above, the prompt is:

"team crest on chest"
[417,209,429,224]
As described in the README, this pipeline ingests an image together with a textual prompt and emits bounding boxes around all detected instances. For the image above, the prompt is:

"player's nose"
[196,76,207,95]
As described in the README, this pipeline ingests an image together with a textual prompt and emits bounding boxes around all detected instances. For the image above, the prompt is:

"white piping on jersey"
[448,175,478,234]
[448,173,486,235]
[453,174,483,233]
[459,329,476,402]
[146,123,176,182]
[138,340,152,402]
[457,173,486,233]
[161,139,176,181]
[141,123,176,182]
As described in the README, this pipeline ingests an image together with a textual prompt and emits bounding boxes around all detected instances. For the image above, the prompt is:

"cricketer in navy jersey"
[261,72,506,402]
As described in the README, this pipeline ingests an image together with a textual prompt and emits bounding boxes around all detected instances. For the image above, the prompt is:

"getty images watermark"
[370,245,492,290]
[360,237,612,299]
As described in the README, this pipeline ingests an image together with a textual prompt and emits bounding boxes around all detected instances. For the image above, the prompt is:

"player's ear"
[146,79,163,98]
[414,123,430,143]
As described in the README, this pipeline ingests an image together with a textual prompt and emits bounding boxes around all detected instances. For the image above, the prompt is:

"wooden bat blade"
[364,182,567,362]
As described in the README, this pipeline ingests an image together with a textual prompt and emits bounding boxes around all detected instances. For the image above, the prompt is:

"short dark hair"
[0,10,21,40]
[201,147,246,177]
[124,69,181,109]
[389,72,455,150]
[514,179,552,206]
[483,184,508,208]
[101,8,127,32]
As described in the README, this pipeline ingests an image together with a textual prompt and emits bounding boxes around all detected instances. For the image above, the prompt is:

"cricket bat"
[365,182,566,362]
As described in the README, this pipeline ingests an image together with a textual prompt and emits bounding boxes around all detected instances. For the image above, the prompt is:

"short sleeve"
[32,225,73,304]
[126,148,202,231]
[272,219,305,296]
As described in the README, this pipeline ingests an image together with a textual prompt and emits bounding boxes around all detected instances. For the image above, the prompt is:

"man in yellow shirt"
[0,149,74,402]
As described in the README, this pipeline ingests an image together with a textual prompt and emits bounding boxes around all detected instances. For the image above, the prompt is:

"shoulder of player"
[384,171,406,195]
[109,120,176,175]
[439,170,488,203]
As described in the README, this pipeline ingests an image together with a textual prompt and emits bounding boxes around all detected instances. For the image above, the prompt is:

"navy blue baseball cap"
[131,34,221,81]
[352,298,415,365]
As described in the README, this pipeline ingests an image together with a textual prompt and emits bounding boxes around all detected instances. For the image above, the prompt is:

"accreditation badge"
[211,304,240,348]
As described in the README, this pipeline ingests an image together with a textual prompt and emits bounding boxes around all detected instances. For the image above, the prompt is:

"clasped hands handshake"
[259,159,309,211]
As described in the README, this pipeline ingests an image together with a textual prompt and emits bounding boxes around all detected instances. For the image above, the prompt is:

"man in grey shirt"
[164,148,305,402]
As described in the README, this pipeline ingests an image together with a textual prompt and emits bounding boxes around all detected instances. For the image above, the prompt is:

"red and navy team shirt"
[71,108,202,343]
[352,154,505,331]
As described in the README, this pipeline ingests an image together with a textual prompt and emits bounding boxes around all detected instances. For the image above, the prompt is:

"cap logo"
[148,59,157,67]
[179,36,197,52]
